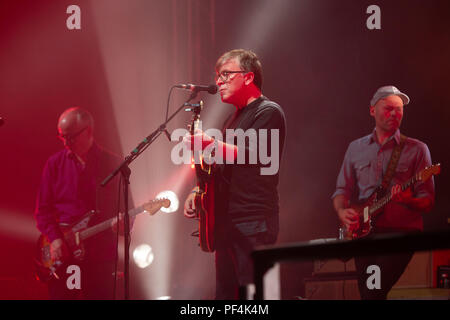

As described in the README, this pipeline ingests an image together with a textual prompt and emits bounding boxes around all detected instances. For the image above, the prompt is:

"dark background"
[0,0,448,299]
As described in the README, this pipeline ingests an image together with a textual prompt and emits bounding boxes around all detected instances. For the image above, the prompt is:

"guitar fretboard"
[369,174,418,215]
[79,203,150,240]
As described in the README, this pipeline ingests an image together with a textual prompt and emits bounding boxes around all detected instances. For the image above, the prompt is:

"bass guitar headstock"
[143,198,171,216]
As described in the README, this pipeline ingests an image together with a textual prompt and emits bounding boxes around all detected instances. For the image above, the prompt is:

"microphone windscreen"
[208,85,218,94]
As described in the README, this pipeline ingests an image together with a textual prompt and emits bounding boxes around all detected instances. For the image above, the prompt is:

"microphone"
[175,84,218,94]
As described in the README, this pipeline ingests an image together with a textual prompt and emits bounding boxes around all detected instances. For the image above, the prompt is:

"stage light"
[156,295,171,300]
[0,210,40,242]
[133,244,154,269]
[155,190,179,213]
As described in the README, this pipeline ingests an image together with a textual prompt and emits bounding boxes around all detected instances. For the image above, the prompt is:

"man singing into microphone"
[183,49,286,299]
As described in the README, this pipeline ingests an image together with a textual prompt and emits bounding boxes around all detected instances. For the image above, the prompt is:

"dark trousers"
[48,260,116,300]
[215,232,267,300]
[355,251,413,300]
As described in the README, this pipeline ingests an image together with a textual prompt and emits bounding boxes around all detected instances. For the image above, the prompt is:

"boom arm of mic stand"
[99,91,198,300]
[101,91,198,188]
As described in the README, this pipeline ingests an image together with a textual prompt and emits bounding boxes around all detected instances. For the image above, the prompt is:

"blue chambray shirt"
[332,129,435,230]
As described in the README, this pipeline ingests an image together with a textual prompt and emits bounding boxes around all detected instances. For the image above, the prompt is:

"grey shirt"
[332,129,435,230]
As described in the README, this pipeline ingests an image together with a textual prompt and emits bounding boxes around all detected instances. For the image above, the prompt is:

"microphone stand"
[100,90,199,300]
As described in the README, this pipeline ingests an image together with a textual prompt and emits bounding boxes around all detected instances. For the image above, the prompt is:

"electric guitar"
[35,197,170,282]
[188,102,216,252]
[341,163,441,240]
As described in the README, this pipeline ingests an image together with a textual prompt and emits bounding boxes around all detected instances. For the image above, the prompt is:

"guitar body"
[35,211,94,282]
[194,164,215,252]
[34,198,170,282]
[189,106,216,252]
[341,164,441,240]
[343,191,383,240]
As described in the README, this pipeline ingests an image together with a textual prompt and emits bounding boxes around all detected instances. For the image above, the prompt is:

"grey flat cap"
[370,85,410,106]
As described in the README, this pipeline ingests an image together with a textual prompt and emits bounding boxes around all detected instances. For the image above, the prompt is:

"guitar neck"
[369,174,417,215]
[79,206,142,241]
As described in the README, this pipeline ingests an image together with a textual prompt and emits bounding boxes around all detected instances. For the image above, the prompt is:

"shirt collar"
[244,95,265,111]
[66,143,100,165]
[368,128,401,145]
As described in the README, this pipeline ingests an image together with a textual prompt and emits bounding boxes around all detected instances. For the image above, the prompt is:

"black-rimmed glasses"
[215,70,247,83]
[57,126,88,144]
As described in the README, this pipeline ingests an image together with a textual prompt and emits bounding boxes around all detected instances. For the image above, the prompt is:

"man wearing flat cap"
[331,86,435,299]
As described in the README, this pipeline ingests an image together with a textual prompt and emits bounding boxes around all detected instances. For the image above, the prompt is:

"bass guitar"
[35,197,170,282]
[188,101,216,252]
[341,163,441,240]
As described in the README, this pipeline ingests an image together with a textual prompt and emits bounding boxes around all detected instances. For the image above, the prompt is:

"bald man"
[34,107,126,299]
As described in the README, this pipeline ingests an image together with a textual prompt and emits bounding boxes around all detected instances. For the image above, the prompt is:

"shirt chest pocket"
[394,165,412,184]
[354,161,372,187]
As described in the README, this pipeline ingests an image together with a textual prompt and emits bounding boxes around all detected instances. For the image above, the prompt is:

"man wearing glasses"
[184,49,286,299]
[34,107,125,299]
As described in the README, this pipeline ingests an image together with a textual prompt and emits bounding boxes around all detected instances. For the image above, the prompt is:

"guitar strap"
[380,134,407,193]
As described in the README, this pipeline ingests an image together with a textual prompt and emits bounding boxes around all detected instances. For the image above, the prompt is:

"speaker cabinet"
[394,251,432,288]
[304,250,449,300]
[304,258,360,300]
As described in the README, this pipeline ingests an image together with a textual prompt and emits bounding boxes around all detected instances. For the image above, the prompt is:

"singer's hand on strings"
[184,192,197,218]
[183,129,214,151]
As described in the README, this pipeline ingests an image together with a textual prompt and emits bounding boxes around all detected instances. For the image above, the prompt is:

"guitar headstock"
[187,101,203,135]
[143,198,171,216]
[419,163,441,182]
